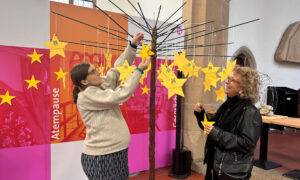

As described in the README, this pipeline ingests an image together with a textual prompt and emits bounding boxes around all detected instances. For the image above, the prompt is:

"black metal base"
[283,169,300,180]
[169,149,191,179]
[253,160,282,170]
[169,171,191,179]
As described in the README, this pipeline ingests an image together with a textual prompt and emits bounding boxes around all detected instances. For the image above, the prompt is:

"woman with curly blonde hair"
[194,66,262,180]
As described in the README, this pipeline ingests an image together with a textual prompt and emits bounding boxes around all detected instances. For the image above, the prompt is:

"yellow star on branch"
[202,62,220,90]
[105,48,112,70]
[24,75,41,89]
[157,63,176,83]
[215,86,226,102]
[141,85,150,95]
[218,60,237,82]
[116,60,136,84]
[44,34,68,58]
[27,49,43,64]
[0,90,16,106]
[218,68,228,82]
[54,68,69,80]
[161,76,187,99]
[174,50,190,73]
[201,114,215,135]
[138,42,154,60]
[98,63,105,75]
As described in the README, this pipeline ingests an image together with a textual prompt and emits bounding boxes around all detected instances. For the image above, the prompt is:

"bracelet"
[136,67,144,74]
[129,41,137,49]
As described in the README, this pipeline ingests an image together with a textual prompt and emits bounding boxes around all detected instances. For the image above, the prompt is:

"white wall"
[228,0,300,90]
[0,0,49,48]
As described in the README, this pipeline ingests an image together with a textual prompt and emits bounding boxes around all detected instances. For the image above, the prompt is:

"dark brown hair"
[70,62,90,104]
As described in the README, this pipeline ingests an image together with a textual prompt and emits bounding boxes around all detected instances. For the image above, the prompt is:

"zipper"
[234,152,237,161]
[218,152,226,176]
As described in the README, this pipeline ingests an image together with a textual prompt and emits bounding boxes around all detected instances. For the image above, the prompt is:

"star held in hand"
[138,42,155,60]
[201,114,215,135]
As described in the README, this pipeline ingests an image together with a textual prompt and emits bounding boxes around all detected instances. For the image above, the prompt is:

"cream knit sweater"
[77,45,142,155]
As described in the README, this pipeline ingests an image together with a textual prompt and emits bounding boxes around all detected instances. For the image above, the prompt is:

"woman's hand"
[131,32,144,46]
[138,59,150,71]
[194,103,203,112]
[205,124,214,135]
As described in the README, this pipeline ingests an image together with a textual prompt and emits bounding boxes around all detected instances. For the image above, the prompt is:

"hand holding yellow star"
[0,90,16,106]
[44,34,68,58]
[139,62,151,84]
[141,85,150,95]
[215,86,226,102]
[201,114,215,135]
[116,60,136,84]
[138,42,154,60]
[25,75,41,89]
[27,49,43,64]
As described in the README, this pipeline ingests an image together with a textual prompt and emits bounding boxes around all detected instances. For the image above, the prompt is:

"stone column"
[182,0,229,174]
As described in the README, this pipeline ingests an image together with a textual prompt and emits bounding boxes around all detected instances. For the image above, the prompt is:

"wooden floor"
[128,167,204,180]
[129,128,300,180]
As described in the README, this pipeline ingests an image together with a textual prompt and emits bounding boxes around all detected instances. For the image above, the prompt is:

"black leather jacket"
[194,100,262,175]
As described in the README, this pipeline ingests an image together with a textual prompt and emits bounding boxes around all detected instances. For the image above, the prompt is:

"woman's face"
[225,72,244,98]
[85,64,104,86]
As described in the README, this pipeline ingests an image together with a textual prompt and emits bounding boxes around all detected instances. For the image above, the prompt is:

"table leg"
[254,123,282,170]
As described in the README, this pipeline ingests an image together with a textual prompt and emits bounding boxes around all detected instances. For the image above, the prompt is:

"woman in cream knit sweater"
[70,33,149,180]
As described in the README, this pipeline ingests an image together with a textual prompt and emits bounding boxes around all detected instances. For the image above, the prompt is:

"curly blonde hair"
[234,66,261,104]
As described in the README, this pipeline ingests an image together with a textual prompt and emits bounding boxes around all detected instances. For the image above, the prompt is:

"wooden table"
[254,115,300,179]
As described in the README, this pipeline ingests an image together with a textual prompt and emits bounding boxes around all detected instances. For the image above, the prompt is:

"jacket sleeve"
[78,70,142,110]
[114,45,137,67]
[208,106,262,153]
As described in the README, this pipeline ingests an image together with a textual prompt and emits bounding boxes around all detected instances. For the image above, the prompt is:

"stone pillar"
[182,0,229,174]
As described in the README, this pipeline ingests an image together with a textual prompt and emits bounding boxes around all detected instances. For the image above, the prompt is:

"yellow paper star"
[188,60,201,77]
[139,62,151,84]
[174,50,190,72]
[138,42,155,60]
[44,34,68,58]
[0,90,16,106]
[105,48,112,70]
[157,63,176,83]
[116,60,136,84]
[161,76,187,99]
[218,60,237,82]
[27,49,43,64]
[201,114,215,135]
[141,85,150,95]
[202,62,220,89]
[54,68,69,81]
[98,63,105,75]
[24,75,41,89]
[203,80,212,92]
[215,86,226,102]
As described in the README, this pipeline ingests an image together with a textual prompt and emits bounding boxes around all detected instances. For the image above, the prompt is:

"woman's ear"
[81,79,88,86]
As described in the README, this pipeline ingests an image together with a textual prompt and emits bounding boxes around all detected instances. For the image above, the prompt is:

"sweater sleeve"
[78,70,142,110]
[114,45,137,67]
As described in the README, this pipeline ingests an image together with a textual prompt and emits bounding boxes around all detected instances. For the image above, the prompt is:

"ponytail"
[73,86,80,104]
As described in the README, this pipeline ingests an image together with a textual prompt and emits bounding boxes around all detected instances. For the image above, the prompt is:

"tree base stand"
[168,149,191,179]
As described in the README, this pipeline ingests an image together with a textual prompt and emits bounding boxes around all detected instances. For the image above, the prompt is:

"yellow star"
[174,50,190,73]
[24,75,41,89]
[164,56,169,66]
[27,49,43,64]
[44,34,68,58]
[116,60,136,84]
[139,62,151,84]
[201,114,215,135]
[0,90,16,106]
[141,85,150,95]
[161,76,187,99]
[105,48,112,70]
[188,60,201,77]
[218,60,236,82]
[98,63,105,75]
[138,42,155,60]
[203,80,211,92]
[202,62,220,89]
[157,63,176,83]
[54,68,68,81]
[215,86,226,102]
